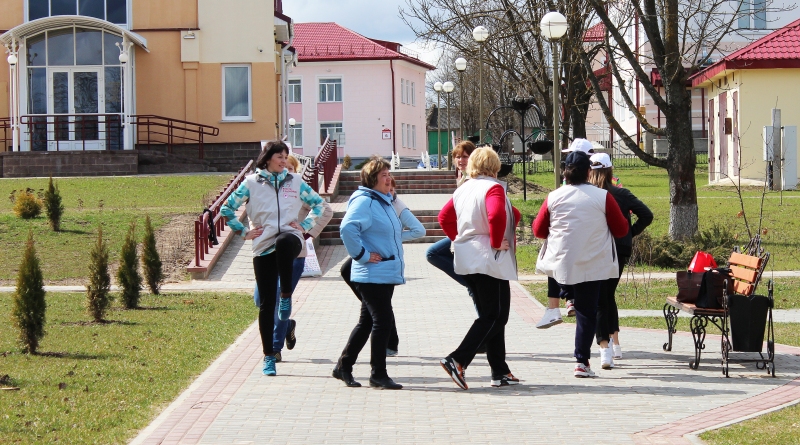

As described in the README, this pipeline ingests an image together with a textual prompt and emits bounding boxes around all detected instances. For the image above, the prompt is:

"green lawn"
[524,278,800,310]
[509,167,800,271]
[0,175,231,283]
[0,292,255,444]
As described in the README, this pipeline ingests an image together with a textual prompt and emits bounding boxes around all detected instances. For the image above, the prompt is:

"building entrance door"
[48,67,106,150]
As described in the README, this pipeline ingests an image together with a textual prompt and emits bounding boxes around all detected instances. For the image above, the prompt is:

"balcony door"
[48,67,106,150]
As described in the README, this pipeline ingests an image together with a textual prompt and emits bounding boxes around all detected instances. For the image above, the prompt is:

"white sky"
[283,0,442,69]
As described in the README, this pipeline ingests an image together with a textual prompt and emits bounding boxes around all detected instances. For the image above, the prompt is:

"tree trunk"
[664,79,698,240]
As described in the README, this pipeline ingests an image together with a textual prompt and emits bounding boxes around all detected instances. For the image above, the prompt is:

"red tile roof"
[691,18,800,86]
[583,22,605,42]
[292,22,436,70]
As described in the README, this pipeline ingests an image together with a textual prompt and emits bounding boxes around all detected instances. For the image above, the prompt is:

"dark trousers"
[449,274,511,376]
[253,233,302,356]
[562,280,603,365]
[596,257,626,344]
[547,276,572,300]
[340,258,399,351]
[338,283,395,378]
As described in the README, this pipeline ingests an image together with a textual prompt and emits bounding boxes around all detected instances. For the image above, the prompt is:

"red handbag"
[689,251,717,273]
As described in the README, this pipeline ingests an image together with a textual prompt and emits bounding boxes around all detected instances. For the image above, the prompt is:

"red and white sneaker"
[565,300,576,317]
[441,357,468,390]
[574,362,597,378]
[491,373,520,387]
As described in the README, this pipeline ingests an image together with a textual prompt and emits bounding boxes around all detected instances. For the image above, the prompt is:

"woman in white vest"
[532,151,629,378]
[221,141,325,377]
[437,147,521,390]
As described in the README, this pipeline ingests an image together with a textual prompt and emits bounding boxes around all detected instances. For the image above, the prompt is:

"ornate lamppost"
[540,11,568,189]
[443,81,454,170]
[455,57,467,142]
[472,26,489,142]
[434,81,443,168]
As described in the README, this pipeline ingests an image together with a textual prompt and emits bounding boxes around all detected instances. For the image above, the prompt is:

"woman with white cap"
[532,150,628,377]
[535,138,595,329]
[588,152,653,368]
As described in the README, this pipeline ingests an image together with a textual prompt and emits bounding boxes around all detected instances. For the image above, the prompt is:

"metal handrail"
[131,114,220,160]
[194,160,254,267]
[19,114,124,151]
[0,117,10,151]
[302,136,338,192]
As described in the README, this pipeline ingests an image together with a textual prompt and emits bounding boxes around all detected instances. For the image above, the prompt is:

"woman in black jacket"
[589,153,653,369]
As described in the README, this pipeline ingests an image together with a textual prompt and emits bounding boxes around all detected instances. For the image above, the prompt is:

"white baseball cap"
[562,138,594,154]
[589,153,613,169]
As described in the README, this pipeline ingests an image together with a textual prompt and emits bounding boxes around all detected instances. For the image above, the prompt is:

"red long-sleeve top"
[532,192,629,239]
[438,184,521,249]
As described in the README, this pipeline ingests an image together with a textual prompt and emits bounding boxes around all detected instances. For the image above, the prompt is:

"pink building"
[286,23,434,160]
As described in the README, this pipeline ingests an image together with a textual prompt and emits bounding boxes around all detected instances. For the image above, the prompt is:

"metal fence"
[511,151,708,176]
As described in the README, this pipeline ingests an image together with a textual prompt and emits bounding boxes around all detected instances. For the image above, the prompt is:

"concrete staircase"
[337,170,457,194]
[319,209,446,245]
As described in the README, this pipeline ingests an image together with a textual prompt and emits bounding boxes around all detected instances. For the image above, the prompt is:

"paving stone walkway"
[130,238,800,445]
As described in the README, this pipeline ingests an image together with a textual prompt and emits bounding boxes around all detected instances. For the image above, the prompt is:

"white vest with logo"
[452,176,518,281]
[535,183,619,285]
[244,172,304,257]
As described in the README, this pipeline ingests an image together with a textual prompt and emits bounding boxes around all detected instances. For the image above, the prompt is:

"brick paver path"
[131,242,800,445]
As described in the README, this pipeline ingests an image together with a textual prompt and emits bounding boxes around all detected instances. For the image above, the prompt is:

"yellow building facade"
[1,0,291,156]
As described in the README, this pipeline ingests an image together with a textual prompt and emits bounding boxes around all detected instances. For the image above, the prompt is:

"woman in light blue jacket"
[332,157,423,390]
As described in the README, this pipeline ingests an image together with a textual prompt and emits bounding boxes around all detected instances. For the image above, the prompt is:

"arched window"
[28,0,128,25]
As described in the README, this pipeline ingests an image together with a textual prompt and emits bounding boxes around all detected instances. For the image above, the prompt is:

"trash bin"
[727,293,771,352]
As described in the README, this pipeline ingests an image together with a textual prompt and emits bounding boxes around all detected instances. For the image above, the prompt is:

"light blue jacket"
[341,187,409,284]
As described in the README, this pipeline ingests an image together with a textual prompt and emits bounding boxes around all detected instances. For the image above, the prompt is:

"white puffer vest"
[244,172,305,257]
[452,176,518,281]
[535,183,619,285]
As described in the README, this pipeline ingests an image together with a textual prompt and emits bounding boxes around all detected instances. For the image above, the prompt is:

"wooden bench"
[663,251,769,371]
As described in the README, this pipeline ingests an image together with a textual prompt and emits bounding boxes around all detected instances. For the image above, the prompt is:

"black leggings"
[340,258,400,351]
[254,233,302,356]
[449,274,511,376]
[337,282,396,378]
[596,256,627,344]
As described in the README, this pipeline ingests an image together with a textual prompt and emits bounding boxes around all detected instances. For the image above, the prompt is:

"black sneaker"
[285,319,297,350]
[491,373,520,387]
[274,351,282,363]
[440,357,468,390]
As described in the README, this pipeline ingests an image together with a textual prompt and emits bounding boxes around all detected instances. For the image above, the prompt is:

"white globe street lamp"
[540,11,568,189]
[455,58,467,142]
[434,81,444,168]
[288,118,296,127]
[472,26,490,142]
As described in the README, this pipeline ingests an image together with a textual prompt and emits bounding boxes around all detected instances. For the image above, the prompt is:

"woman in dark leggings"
[221,141,325,376]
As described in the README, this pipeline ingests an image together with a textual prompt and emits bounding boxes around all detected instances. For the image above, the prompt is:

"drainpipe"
[390,59,397,155]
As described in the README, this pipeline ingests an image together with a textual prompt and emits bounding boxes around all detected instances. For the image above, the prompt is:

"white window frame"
[222,64,252,121]
[400,78,406,104]
[288,79,301,103]
[412,124,416,148]
[319,77,342,103]
[26,0,131,27]
[289,123,303,147]
[320,122,343,145]
[411,82,416,106]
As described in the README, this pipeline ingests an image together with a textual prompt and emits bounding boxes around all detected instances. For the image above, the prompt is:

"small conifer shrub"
[86,227,112,321]
[13,189,42,219]
[117,221,142,309]
[343,154,352,170]
[44,176,65,231]
[11,232,46,354]
[141,215,163,295]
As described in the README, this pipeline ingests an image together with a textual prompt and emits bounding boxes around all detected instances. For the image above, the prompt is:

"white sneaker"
[612,341,622,359]
[535,308,563,329]
[574,362,596,378]
[600,347,614,369]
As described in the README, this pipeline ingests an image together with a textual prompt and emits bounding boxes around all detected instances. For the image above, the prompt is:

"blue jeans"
[426,238,477,310]
[253,257,306,353]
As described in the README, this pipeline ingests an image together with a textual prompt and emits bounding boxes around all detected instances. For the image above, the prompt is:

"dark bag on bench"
[696,268,733,309]
[676,271,704,304]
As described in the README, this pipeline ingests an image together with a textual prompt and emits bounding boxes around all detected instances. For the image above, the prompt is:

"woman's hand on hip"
[245,227,264,240]
[368,252,382,263]
[288,221,304,232]
[497,239,511,251]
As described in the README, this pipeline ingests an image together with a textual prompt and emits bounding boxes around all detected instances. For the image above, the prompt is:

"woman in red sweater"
[532,151,628,377]
[437,147,521,390]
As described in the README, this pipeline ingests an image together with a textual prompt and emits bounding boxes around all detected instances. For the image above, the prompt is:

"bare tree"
[582,0,793,239]
[401,0,596,146]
